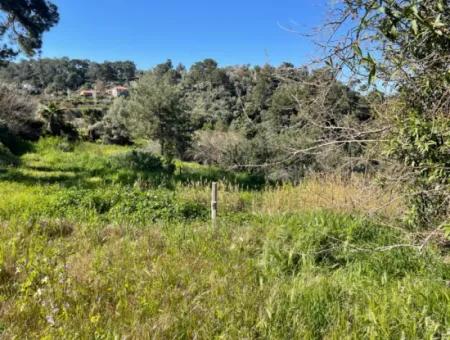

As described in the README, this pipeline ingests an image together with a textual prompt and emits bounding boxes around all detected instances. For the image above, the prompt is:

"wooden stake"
[211,182,218,225]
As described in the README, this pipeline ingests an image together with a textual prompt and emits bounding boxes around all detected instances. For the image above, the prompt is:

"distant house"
[110,86,129,98]
[80,90,96,98]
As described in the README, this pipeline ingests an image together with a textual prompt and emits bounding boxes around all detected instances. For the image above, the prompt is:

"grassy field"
[0,138,449,339]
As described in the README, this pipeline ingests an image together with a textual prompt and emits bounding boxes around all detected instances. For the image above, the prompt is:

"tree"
[0,0,59,63]
[129,71,192,159]
[323,0,449,228]
[39,102,78,141]
[0,85,41,138]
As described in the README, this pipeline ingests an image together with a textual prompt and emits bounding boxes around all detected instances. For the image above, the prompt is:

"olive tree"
[320,0,449,228]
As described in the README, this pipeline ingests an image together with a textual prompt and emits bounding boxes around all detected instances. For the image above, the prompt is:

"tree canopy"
[0,0,59,62]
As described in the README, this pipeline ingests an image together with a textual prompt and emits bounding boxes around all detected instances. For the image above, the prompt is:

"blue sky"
[40,0,329,70]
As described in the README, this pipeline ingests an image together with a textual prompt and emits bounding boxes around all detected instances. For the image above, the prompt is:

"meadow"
[0,138,448,339]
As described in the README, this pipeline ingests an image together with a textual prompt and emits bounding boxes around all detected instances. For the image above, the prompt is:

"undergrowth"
[0,138,448,338]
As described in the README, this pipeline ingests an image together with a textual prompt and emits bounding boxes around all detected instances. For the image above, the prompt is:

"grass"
[0,138,448,338]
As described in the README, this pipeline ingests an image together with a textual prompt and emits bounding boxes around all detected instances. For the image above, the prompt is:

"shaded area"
[0,143,266,190]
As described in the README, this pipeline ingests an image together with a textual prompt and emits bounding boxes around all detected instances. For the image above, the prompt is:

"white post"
[211,182,218,225]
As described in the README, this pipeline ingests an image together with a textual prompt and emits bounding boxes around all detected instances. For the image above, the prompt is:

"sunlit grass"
[0,138,448,338]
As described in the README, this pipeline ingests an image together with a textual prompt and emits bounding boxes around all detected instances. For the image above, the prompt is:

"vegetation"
[0,0,58,63]
[128,71,192,159]
[326,0,450,228]
[0,0,448,337]
[0,58,137,92]
[0,138,448,338]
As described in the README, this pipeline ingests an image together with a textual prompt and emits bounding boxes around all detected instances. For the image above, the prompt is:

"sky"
[39,0,329,70]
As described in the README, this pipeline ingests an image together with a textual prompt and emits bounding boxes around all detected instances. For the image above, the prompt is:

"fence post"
[211,182,218,225]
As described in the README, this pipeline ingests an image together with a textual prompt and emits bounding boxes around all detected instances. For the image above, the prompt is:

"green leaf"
[390,25,398,38]
[352,44,363,58]
[368,64,377,84]
[411,20,418,35]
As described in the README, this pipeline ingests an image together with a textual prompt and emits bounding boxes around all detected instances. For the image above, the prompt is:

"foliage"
[0,140,448,337]
[0,142,19,167]
[0,85,41,140]
[0,0,59,62]
[88,97,132,145]
[0,58,136,93]
[39,102,79,141]
[112,150,167,173]
[128,71,193,159]
[0,86,42,157]
[189,130,246,165]
[328,0,450,228]
[386,111,449,228]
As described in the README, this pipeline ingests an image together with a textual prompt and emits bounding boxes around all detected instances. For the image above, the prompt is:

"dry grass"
[177,174,405,223]
[257,174,405,219]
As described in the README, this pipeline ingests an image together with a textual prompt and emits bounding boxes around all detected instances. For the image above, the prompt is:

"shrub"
[0,86,43,154]
[0,142,19,166]
[112,150,165,173]
[0,123,34,156]
[189,130,245,165]
[39,103,79,142]
[386,111,450,228]
[88,97,133,145]
[80,107,104,124]
[87,120,132,146]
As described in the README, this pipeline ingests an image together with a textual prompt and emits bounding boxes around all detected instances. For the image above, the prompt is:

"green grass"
[0,138,448,338]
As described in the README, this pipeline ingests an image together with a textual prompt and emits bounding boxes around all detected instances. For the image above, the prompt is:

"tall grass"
[0,138,448,338]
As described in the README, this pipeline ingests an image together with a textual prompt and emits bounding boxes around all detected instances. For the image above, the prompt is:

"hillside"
[0,138,448,338]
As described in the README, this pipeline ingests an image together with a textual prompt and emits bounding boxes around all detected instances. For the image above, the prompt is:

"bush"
[88,97,133,145]
[112,150,166,173]
[0,142,19,166]
[39,103,79,142]
[87,120,132,146]
[0,123,34,156]
[80,107,104,124]
[386,111,450,228]
[189,130,246,165]
[0,86,43,150]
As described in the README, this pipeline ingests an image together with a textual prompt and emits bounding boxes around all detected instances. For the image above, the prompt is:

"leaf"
[433,15,445,28]
[389,25,398,38]
[368,63,377,85]
[411,20,418,35]
[352,43,363,57]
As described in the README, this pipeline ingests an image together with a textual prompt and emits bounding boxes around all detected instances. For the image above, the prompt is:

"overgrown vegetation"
[0,0,448,337]
[0,138,448,338]
[325,0,450,228]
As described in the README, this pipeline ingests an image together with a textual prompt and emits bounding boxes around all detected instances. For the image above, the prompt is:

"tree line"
[0,58,137,92]
[92,58,374,181]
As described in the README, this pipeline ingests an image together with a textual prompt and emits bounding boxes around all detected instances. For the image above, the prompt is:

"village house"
[109,86,129,97]
[79,89,96,98]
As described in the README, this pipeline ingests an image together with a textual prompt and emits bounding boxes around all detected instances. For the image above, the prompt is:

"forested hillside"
[1,58,374,182]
